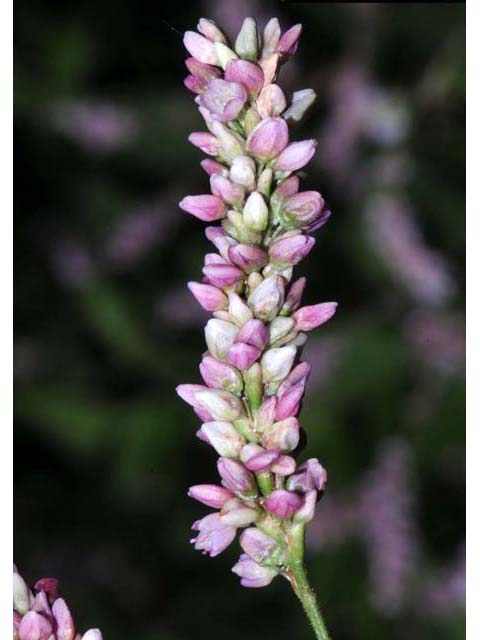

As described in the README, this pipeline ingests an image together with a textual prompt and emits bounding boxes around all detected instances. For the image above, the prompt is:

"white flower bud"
[235,17,259,61]
[196,389,244,421]
[261,346,297,383]
[214,42,238,69]
[201,421,245,457]
[247,275,285,321]
[205,318,238,360]
[243,191,269,231]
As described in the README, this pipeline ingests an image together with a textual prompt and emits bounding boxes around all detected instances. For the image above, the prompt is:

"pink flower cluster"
[13,566,102,640]
[177,16,336,588]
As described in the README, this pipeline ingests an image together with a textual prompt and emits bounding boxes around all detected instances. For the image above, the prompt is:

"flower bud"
[263,417,300,451]
[228,292,253,326]
[203,262,244,287]
[278,362,311,395]
[217,457,257,495]
[205,227,237,259]
[243,191,269,231]
[214,42,238,69]
[13,572,31,615]
[184,74,203,94]
[234,320,268,352]
[18,612,52,640]
[271,455,296,476]
[51,598,75,640]
[220,497,259,526]
[229,155,256,191]
[228,244,268,273]
[82,631,103,640]
[197,18,227,43]
[227,343,260,370]
[261,345,296,383]
[293,302,337,331]
[256,84,287,118]
[264,489,303,518]
[278,24,302,57]
[200,421,245,457]
[200,355,243,394]
[275,382,305,420]
[259,53,280,86]
[305,208,331,232]
[179,194,226,222]
[293,490,317,523]
[33,578,59,603]
[224,210,262,244]
[244,448,280,472]
[243,106,262,135]
[239,528,277,563]
[262,18,281,57]
[287,458,328,493]
[205,318,238,360]
[188,281,228,311]
[191,513,236,557]
[176,383,209,410]
[235,17,259,61]
[201,158,227,176]
[188,131,219,156]
[256,397,277,432]
[211,121,245,161]
[270,235,315,267]
[280,191,324,228]
[257,168,273,198]
[283,88,316,123]
[210,174,245,207]
[184,31,219,65]
[185,57,222,88]
[247,271,263,291]
[244,362,263,409]
[274,139,317,172]
[200,79,247,122]
[281,277,306,314]
[196,389,244,421]
[225,60,264,97]
[269,317,295,344]
[248,275,285,321]
[188,484,235,508]
[232,554,279,588]
[246,117,289,162]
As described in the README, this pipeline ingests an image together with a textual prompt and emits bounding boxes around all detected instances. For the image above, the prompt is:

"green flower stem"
[286,523,332,640]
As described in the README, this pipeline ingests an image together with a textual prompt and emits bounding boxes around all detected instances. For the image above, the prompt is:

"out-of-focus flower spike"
[235,17,259,61]
[292,302,338,331]
[188,484,235,508]
[283,88,317,124]
[184,31,220,65]
[197,18,228,43]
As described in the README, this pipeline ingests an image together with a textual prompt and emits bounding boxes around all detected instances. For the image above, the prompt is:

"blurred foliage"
[14,2,465,639]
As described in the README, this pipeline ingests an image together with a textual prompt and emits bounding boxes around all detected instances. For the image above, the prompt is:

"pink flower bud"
[219,498,259,527]
[200,355,243,393]
[259,53,280,86]
[197,18,227,43]
[246,117,289,161]
[227,292,253,326]
[33,578,59,603]
[228,244,268,273]
[278,362,311,395]
[200,79,247,122]
[257,397,277,431]
[184,74,203,94]
[293,302,338,331]
[261,345,297,383]
[293,489,317,523]
[217,457,256,495]
[263,417,300,451]
[229,155,257,191]
[235,319,268,350]
[282,277,306,314]
[225,60,264,97]
[188,281,228,311]
[287,458,328,493]
[210,174,245,206]
[191,513,236,557]
[179,194,226,222]
[274,175,300,199]
[264,489,303,518]
[244,448,280,472]
[200,421,245,457]
[278,24,302,57]
[52,598,75,640]
[271,455,296,476]
[184,31,219,65]
[283,88,316,123]
[239,528,277,563]
[269,234,315,266]
[195,389,244,421]
[18,611,52,640]
[203,262,244,287]
[185,57,222,89]
[274,139,317,172]
[188,484,235,508]
[227,343,261,370]
[201,159,227,176]
[275,382,305,420]
[188,131,220,156]
[205,318,238,360]
[305,208,331,232]
[232,554,279,588]
[281,191,324,227]
[176,383,209,409]
[256,84,287,118]
[247,275,285,321]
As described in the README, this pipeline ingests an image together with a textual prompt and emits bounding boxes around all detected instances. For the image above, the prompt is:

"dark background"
[14,2,465,639]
